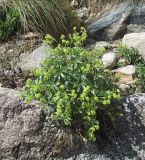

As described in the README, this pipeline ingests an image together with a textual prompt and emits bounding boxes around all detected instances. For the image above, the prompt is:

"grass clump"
[20,27,121,141]
[0,0,79,41]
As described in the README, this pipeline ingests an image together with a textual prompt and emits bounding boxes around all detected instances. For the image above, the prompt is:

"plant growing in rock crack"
[116,45,144,65]
[116,44,145,93]
[20,27,121,142]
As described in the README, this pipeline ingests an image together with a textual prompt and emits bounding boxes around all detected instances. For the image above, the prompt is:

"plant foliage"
[0,8,20,41]
[117,44,145,92]
[21,27,121,141]
[116,45,144,65]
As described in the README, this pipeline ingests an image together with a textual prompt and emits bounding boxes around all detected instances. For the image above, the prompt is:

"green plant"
[117,44,145,93]
[20,27,121,141]
[136,64,145,92]
[1,0,79,40]
[0,8,20,41]
[116,45,144,65]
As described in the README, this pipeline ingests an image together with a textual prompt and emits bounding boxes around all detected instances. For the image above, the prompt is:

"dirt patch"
[0,34,42,89]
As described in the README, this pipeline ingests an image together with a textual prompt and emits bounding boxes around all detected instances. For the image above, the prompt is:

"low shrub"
[116,45,144,65]
[21,27,121,141]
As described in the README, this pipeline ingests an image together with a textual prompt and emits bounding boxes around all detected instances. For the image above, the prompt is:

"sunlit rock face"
[87,1,145,41]
[122,32,145,60]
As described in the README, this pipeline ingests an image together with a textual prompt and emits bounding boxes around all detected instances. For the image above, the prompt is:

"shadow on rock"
[60,94,145,160]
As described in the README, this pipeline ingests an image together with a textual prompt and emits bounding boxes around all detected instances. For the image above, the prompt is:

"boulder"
[1,88,145,159]
[87,2,132,40]
[18,44,50,71]
[102,52,118,69]
[122,32,145,59]
[0,88,82,160]
[87,1,145,40]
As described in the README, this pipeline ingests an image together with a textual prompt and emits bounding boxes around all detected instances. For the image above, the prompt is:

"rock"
[87,1,145,40]
[71,0,78,8]
[66,94,145,160]
[95,41,109,49]
[1,88,145,159]
[119,83,136,96]
[87,2,132,40]
[113,65,136,95]
[122,32,145,59]
[75,7,89,20]
[115,65,136,76]
[102,52,118,69]
[19,44,50,71]
[23,32,38,40]
[118,58,131,67]
[114,65,136,84]
[0,88,82,160]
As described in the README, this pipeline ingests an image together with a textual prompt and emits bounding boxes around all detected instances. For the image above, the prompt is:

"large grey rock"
[122,32,145,59]
[19,44,50,71]
[1,88,145,159]
[87,1,145,40]
[0,88,81,160]
[87,2,132,40]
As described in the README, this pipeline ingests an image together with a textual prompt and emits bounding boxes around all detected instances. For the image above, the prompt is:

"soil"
[0,34,42,89]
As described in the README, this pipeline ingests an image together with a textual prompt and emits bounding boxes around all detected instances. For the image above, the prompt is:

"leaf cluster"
[116,45,144,65]
[21,27,121,141]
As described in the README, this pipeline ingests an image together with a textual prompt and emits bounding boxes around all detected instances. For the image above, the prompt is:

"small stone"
[71,0,78,8]
[4,70,15,77]
[115,65,135,76]
[75,7,89,20]
[14,67,22,74]
[118,58,131,66]
[95,41,109,49]
[113,65,136,85]
[23,32,38,40]
[102,52,118,69]
[119,84,136,96]
[8,49,14,53]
